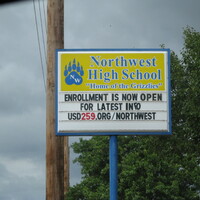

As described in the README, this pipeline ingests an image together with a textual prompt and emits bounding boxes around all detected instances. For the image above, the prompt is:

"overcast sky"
[0,0,199,199]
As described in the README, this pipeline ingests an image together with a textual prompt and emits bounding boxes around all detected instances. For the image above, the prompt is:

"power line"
[42,0,47,33]
[32,0,46,92]
[38,0,47,65]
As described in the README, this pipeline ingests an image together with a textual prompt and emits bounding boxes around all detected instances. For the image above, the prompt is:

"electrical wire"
[38,0,47,64]
[32,0,46,93]
[42,0,47,33]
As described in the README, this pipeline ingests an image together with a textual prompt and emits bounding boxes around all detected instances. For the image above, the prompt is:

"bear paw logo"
[64,59,84,85]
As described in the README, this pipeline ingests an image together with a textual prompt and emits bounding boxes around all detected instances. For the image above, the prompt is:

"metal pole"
[109,135,118,200]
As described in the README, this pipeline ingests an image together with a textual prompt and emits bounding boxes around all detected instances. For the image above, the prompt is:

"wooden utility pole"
[46,0,69,199]
[64,139,70,195]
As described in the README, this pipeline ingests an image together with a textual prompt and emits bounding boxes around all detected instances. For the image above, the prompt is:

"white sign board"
[56,49,171,135]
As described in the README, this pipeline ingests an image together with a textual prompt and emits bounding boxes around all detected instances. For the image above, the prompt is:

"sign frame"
[55,49,172,136]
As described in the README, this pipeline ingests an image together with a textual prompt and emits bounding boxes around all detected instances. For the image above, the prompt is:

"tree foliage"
[66,27,200,200]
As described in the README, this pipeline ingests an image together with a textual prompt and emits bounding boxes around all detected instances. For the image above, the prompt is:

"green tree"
[66,27,200,200]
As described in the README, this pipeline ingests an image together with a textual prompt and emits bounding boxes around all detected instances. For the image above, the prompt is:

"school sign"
[56,49,171,135]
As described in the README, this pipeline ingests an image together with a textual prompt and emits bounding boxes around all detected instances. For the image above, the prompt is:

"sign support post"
[109,136,118,200]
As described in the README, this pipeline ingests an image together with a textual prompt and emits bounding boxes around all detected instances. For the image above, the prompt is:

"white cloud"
[65,0,200,52]
[0,156,45,200]
[0,62,45,115]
